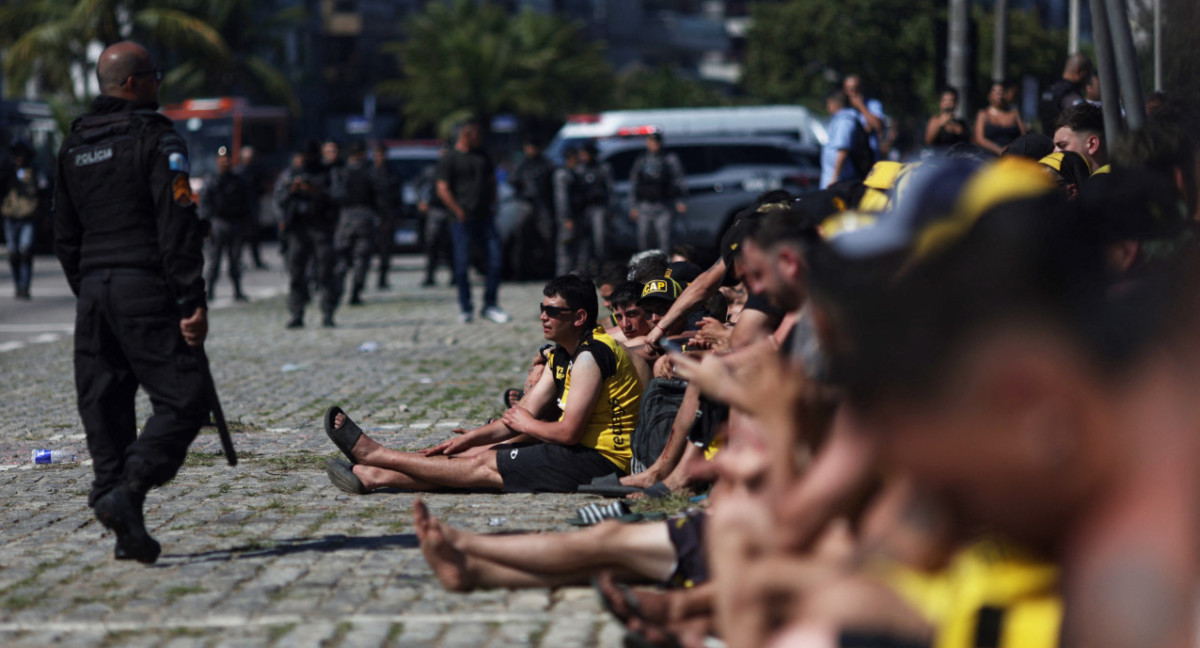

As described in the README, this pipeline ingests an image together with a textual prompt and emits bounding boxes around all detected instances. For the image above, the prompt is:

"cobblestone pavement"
[0,259,630,647]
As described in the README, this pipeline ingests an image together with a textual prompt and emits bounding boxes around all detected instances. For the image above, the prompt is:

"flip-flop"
[324,406,362,464]
[502,388,524,408]
[641,482,672,499]
[592,573,646,625]
[577,484,643,497]
[324,458,367,494]
[566,500,632,526]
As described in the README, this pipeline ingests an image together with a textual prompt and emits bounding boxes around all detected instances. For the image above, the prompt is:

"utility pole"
[1153,0,1162,91]
[1089,0,1122,144]
[992,0,1008,83]
[948,0,970,119]
[1104,0,1147,130]
[1069,0,1080,54]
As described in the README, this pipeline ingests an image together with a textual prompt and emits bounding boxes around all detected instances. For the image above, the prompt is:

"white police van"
[546,105,828,160]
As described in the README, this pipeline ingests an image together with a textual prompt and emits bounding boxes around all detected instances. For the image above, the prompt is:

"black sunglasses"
[127,69,163,84]
[540,304,576,318]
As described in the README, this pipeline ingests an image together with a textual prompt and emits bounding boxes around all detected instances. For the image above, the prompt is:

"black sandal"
[502,388,524,408]
[324,406,363,464]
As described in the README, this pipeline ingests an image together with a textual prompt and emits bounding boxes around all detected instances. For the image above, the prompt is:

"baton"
[195,345,238,466]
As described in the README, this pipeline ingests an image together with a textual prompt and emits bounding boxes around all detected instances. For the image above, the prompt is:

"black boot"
[93,486,160,564]
[233,279,248,302]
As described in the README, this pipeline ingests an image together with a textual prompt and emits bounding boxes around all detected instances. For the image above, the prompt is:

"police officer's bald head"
[97,41,158,101]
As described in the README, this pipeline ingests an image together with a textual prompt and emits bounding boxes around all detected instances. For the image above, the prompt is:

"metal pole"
[949,0,970,120]
[1069,0,1080,54]
[1088,0,1122,144]
[993,0,1008,83]
[1105,0,1147,130]
[1154,0,1162,91]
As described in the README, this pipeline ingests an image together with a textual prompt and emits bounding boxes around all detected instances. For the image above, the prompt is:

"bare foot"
[334,412,384,462]
[413,499,475,592]
[620,472,657,489]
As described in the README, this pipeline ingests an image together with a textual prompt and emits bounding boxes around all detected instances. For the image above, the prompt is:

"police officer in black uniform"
[509,138,556,279]
[275,142,336,328]
[53,41,209,564]
[628,132,687,254]
[200,146,252,301]
[330,141,382,306]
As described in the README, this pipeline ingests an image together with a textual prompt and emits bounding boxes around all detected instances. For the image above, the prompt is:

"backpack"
[629,378,689,474]
[2,169,39,220]
[847,118,877,179]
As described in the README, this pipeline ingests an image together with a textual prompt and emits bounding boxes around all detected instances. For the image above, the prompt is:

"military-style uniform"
[199,166,252,300]
[330,158,382,305]
[629,149,687,253]
[275,160,336,327]
[53,94,209,510]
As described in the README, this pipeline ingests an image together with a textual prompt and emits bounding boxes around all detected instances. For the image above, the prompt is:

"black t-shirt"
[743,291,785,319]
[436,148,495,219]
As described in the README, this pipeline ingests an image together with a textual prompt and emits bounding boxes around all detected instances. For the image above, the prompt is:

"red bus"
[161,97,291,179]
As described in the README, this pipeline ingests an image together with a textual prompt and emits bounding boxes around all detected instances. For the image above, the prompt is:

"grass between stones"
[267,623,296,643]
[162,584,207,603]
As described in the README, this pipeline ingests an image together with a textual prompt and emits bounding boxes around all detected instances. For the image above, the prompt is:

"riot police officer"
[275,142,336,328]
[628,132,687,253]
[200,146,252,301]
[330,141,382,306]
[53,41,209,564]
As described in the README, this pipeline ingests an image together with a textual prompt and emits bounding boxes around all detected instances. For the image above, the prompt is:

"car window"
[386,158,438,184]
[715,145,800,168]
[603,142,806,180]
[668,146,716,175]
[605,150,642,182]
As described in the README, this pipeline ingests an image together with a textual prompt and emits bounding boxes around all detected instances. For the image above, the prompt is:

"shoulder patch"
[172,175,195,207]
[168,152,190,173]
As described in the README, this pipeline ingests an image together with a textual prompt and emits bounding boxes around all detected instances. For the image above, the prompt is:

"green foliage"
[612,66,731,109]
[971,5,1067,111]
[158,0,301,113]
[0,0,228,106]
[379,0,613,137]
[742,0,940,121]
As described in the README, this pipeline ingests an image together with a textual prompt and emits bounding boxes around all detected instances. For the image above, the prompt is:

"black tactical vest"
[634,154,671,203]
[61,110,162,273]
[336,162,377,209]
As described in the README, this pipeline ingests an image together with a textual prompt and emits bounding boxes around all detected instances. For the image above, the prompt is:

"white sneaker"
[458,311,474,323]
[482,306,510,324]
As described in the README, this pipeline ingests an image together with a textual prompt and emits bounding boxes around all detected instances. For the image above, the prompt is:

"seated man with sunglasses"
[322,274,644,493]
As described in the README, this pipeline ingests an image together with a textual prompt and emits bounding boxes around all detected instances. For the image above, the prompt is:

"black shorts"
[665,510,708,587]
[494,442,623,493]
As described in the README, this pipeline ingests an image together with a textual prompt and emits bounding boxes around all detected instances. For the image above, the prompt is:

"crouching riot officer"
[53,41,211,564]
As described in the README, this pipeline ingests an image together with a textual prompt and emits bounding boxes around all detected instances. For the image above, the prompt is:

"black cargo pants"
[74,269,207,506]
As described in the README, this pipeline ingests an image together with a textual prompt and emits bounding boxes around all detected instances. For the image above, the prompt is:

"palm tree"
[378,0,612,137]
[160,0,302,114]
[0,0,228,106]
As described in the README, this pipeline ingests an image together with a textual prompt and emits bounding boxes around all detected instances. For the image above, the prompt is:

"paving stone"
[0,262,627,646]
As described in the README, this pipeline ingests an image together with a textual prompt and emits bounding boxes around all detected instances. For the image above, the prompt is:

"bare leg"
[413,498,581,591]
[349,451,503,491]
[455,518,677,581]
[413,499,678,591]
[351,464,440,491]
[621,382,702,489]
